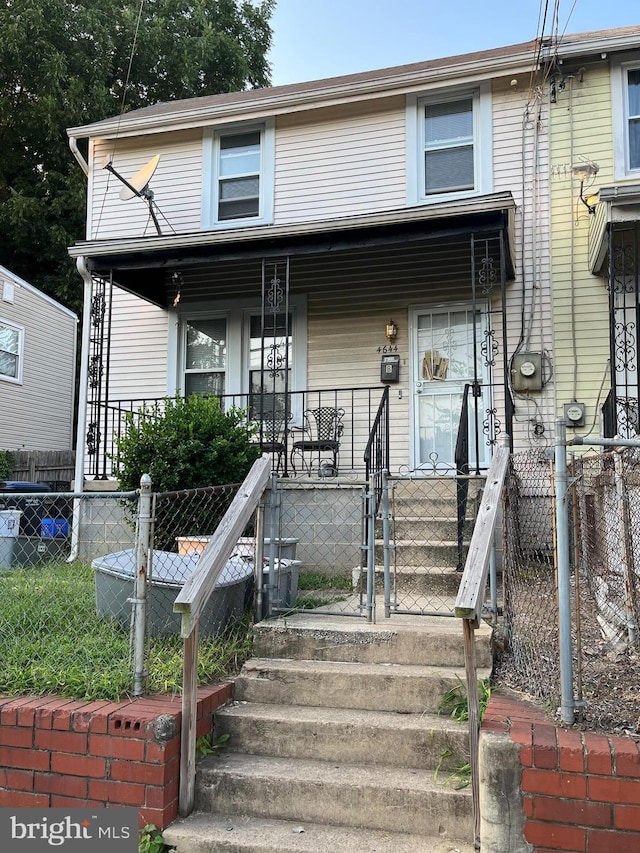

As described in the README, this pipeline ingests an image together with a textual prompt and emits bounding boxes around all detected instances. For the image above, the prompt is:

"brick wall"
[0,683,232,830]
[483,693,640,852]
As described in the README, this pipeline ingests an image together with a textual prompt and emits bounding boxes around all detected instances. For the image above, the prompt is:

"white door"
[410,303,490,472]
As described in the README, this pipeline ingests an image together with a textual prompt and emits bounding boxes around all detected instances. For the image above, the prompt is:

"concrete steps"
[163,614,490,853]
[164,812,475,853]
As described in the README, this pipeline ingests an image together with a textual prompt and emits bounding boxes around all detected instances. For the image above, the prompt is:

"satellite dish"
[102,154,162,236]
[118,154,160,201]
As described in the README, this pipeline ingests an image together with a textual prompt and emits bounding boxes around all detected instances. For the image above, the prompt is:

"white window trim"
[406,81,492,206]
[612,55,640,181]
[168,296,307,421]
[0,317,24,385]
[201,119,275,230]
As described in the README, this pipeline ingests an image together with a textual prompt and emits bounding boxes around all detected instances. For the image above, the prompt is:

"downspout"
[68,136,89,177]
[67,256,93,562]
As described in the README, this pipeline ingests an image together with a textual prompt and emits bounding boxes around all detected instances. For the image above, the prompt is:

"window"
[202,121,275,228]
[423,98,474,195]
[183,317,226,396]
[172,298,307,414]
[218,132,261,221]
[628,68,640,171]
[406,84,491,205]
[0,319,23,384]
[613,59,640,179]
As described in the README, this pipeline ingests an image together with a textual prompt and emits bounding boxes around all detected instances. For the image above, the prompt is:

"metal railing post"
[554,419,575,725]
[366,477,376,623]
[133,473,152,697]
[382,471,391,619]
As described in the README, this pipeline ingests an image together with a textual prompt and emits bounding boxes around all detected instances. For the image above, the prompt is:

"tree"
[0,0,274,315]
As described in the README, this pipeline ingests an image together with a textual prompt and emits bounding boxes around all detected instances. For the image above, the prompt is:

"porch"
[74,193,517,486]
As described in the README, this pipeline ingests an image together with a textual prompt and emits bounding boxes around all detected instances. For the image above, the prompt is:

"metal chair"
[290,406,344,476]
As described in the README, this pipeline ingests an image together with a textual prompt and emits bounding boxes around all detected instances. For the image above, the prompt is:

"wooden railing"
[172,455,272,817]
[454,433,510,851]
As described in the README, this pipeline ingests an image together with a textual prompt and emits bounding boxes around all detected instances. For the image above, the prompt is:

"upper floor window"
[612,58,640,179]
[628,68,640,171]
[406,84,491,206]
[423,98,474,195]
[202,121,275,229]
[0,319,23,384]
[218,132,261,221]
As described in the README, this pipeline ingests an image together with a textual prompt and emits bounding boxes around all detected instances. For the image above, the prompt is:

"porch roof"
[70,192,516,307]
[589,184,640,275]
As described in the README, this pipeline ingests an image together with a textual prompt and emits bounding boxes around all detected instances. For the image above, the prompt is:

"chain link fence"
[0,482,254,701]
[498,448,640,735]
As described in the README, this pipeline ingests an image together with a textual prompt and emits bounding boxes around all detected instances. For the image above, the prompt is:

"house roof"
[0,265,78,321]
[67,25,640,140]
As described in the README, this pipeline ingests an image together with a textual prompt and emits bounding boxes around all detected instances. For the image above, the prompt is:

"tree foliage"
[0,0,274,314]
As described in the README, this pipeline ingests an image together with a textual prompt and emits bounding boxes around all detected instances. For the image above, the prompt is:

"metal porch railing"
[85,386,389,480]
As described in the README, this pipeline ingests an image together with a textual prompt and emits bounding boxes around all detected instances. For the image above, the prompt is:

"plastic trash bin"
[0,481,52,536]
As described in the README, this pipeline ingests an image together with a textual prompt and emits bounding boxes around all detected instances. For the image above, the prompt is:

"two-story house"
[543,26,640,441]
[68,33,567,487]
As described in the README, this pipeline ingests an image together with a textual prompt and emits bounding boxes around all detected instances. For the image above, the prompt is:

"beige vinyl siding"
[493,77,555,452]
[0,279,76,450]
[549,61,613,435]
[89,130,203,240]
[274,98,406,223]
[106,288,169,400]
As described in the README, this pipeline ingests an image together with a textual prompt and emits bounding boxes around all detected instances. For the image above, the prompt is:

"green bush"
[0,449,13,480]
[113,394,261,493]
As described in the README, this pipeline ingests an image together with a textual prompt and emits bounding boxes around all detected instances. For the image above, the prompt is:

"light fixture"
[572,161,600,214]
[385,320,398,342]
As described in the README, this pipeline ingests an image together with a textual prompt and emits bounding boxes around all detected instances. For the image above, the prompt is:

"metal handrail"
[454,383,471,572]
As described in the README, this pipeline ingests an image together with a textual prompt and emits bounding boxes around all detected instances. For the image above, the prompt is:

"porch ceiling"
[71,192,516,307]
[589,184,640,276]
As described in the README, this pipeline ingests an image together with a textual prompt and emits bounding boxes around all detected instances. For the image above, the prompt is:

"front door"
[410,303,489,472]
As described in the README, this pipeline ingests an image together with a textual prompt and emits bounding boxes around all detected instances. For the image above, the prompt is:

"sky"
[267,0,639,86]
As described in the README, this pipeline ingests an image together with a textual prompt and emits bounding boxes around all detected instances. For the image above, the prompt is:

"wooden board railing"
[454,434,510,852]
[173,455,272,818]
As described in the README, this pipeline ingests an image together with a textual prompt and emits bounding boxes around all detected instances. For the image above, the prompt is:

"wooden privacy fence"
[7,450,75,486]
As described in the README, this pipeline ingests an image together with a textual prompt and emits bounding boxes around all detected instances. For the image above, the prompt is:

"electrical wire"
[94,0,147,238]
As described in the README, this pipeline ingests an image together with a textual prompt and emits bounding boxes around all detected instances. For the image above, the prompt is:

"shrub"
[112,395,262,549]
[113,394,261,493]
[0,449,13,480]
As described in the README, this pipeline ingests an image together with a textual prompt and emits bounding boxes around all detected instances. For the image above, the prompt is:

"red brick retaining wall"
[0,683,232,829]
[483,693,640,852]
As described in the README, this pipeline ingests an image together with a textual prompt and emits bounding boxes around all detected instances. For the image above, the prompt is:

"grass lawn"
[0,561,252,701]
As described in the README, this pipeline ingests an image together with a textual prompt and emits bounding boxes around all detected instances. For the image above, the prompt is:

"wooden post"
[179,620,199,818]
[463,618,480,851]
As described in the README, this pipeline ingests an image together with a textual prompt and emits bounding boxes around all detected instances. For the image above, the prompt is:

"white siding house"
[67,31,638,483]
[0,266,77,452]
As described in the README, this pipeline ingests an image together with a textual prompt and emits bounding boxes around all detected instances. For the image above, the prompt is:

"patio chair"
[256,413,289,473]
[290,406,345,476]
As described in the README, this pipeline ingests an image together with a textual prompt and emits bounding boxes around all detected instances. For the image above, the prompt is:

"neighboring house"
[65,27,639,486]
[0,265,78,452]
[544,27,640,440]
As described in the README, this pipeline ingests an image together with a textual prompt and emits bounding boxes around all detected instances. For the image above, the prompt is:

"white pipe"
[67,257,93,563]
[68,136,89,177]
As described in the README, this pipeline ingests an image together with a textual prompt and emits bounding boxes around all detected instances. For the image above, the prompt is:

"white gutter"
[68,256,93,562]
[68,136,89,177]
[66,50,539,140]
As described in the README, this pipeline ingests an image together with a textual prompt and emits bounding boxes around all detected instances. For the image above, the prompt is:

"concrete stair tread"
[164,812,475,853]
[241,656,490,682]
[198,750,469,795]
[217,699,467,733]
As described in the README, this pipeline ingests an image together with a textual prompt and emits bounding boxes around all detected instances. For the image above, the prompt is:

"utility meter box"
[511,352,543,392]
